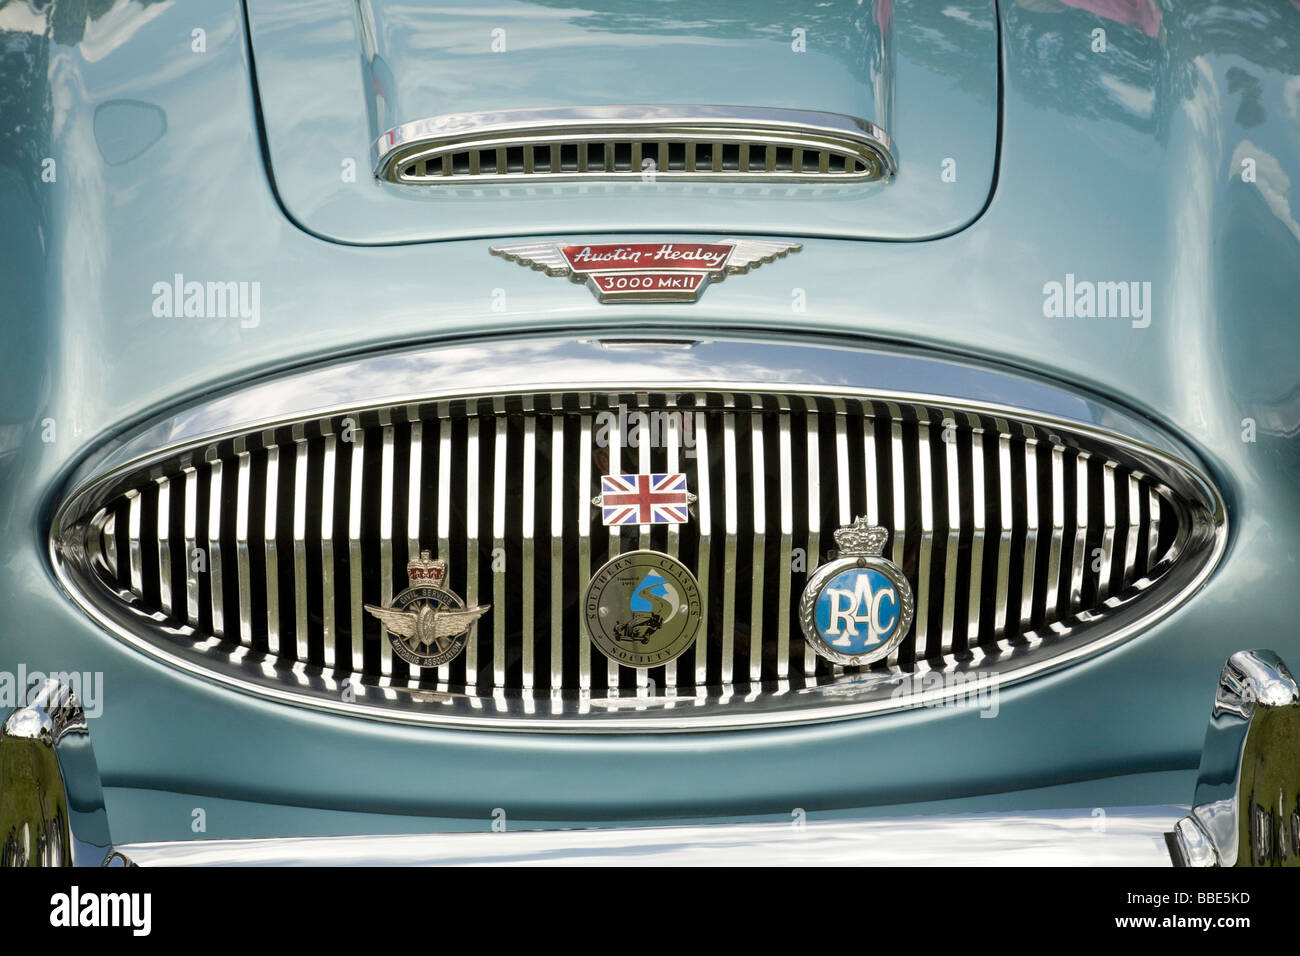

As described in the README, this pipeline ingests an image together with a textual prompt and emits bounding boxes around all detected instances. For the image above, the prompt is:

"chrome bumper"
[3,650,1296,867]
[116,808,1181,866]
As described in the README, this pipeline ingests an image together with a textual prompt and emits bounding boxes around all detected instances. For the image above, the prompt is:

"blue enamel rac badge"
[798,517,915,666]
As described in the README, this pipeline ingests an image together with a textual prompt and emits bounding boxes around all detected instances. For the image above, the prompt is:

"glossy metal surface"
[116,806,1180,866]
[244,0,995,242]
[49,336,1224,731]
[1,0,1298,835]
[0,681,115,867]
[374,105,895,184]
[1172,650,1300,866]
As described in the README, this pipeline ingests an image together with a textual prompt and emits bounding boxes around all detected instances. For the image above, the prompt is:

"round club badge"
[799,517,914,666]
[583,550,703,668]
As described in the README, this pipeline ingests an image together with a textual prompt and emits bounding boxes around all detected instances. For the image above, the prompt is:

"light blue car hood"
[245,0,999,244]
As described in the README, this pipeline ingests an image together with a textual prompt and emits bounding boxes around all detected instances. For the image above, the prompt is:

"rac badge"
[799,517,914,666]
[488,238,800,303]
[364,550,489,668]
[583,550,702,667]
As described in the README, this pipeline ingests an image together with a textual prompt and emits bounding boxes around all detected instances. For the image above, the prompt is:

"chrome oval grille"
[52,338,1224,731]
[373,106,896,185]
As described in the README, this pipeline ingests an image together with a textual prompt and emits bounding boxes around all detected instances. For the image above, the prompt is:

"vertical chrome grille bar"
[1148,487,1162,569]
[665,406,683,687]
[492,403,507,689]
[156,477,172,617]
[234,441,253,647]
[994,422,1013,635]
[407,421,422,559]
[720,406,737,686]
[347,428,366,674]
[965,413,986,645]
[862,413,879,526]
[126,489,143,597]
[941,413,963,655]
[693,406,712,687]
[749,406,766,683]
[1123,473,1141,583]
[291,428,309,662]
[1044,444,1065,620]
[378,414,396,678]
[775,397,793,680]
[182,468,200,625]
[1098,460,1117,600]
[549,409,565,693]
[887,406,906,666]
[522,410,537,691]
[262,442,280,655]
[577,413,593,691]
[914,412,935,659]
[464,416,481,684]
[1070,453,1090,610]
[320,431,337,670]
[834,407,851,527]
[805,400,822,675]
[1019,432,1040,630]
[207,457,225,638]
[102,511,117,581]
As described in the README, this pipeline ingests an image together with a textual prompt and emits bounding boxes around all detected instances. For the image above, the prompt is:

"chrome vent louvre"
[393,139,881,184]
[373,107,896,185]
[59,384,1221,730]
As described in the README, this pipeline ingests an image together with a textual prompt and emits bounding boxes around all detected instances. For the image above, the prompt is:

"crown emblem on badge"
[832,516,889,557]
[406,550,447,584]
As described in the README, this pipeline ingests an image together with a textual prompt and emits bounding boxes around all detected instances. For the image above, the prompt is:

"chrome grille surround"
[51,335,1225,732]
[372,106,896,185]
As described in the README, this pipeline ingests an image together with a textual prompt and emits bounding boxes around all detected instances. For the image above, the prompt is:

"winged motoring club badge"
[489,238,801,303]
[365,550,488,667]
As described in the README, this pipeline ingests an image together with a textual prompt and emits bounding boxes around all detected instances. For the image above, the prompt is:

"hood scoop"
[245,0,998,245]
[374,106,895,185]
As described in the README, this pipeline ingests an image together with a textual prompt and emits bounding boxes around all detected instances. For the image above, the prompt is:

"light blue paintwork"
[1,0,1298,844]
[247,0,998,241]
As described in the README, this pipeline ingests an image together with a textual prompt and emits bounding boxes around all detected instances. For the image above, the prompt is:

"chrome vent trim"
[51,336,1225,732]
[373,106,896,185]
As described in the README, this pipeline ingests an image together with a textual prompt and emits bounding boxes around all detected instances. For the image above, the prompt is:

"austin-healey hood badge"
[365,550,488,668]
[799,517,914,666]
[489,238,800,303]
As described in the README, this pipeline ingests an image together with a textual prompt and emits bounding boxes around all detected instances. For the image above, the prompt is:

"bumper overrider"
[2,650,1296,866]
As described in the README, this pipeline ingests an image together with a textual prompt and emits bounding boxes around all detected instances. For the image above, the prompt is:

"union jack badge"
[593,473,696,525]
[489,238,800,303]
